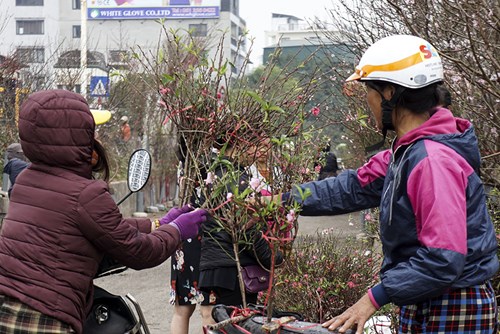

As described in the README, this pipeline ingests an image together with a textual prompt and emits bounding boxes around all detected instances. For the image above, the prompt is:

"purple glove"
[170,209,208,240]
[159,204,193,226]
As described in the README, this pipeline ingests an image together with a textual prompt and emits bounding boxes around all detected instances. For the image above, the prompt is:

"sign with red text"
[88,0,220,20]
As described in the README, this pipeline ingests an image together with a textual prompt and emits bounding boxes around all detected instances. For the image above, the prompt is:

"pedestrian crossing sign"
[90,76,109,97]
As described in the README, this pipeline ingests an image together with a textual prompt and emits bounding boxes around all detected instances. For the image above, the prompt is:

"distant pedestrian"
[318,153,338,181]
[120,116,131,142]
[3,143,28,197]
[314,144,339,181]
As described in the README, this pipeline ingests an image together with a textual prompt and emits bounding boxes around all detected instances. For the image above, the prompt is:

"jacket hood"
[19,89,95,178]
[396,108,481,171]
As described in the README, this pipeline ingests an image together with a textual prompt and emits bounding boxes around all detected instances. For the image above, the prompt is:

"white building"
[264,13,333,51]
[0,0,246,96]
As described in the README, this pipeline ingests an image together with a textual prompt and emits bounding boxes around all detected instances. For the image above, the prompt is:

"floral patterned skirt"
[170,234,214,305]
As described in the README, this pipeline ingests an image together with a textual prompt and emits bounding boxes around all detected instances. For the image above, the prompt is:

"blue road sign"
[90,76,109,97]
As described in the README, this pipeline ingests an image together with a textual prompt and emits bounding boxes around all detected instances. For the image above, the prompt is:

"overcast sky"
[239,0,334,66]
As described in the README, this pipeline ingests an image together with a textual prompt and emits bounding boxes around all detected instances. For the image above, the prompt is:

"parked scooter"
[204,304,354,334]
[83,149,152,334]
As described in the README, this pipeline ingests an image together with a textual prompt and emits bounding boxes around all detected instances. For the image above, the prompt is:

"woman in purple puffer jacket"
[0,89,207,334]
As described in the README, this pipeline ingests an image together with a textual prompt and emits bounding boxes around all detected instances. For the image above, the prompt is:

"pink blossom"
[286,209,295,223]
[300,167,310,174]
[159,87,171,95]
[364,213,372,221]
[249,177,262,191]
[347,281,356,289]
[314,165,321,173]
[310,106,320,116]
[158,100,167,108]
[293,123,301,133]
[205,172,215,185]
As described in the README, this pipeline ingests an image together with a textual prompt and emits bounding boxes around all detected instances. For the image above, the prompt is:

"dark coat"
[3,158,29,197]
[199,160,283,276]
[0,90,181,334]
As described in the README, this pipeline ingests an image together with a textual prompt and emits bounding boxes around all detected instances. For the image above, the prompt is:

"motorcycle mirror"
[116,149,152,205]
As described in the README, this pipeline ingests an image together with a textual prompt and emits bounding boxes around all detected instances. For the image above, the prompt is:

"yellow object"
[15,88,30,126]
[90,109,112,125]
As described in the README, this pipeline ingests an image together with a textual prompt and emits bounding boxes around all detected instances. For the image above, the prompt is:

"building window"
[189,24,208,37]
[221,0,230,11]
[232,0,238,15]
[16,0,43,5]
[72,25,81,38]
[16,20,44,35]
[16,47,45,63]
[72,0,81,9]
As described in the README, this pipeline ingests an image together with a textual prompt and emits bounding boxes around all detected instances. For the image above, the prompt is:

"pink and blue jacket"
[285,108,498,308]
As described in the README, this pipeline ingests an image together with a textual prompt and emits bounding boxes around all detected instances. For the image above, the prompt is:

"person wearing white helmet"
[274,35,498,333]
[120,115,131,142]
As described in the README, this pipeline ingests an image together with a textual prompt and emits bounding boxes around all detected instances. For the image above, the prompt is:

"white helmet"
[346,35,443,88]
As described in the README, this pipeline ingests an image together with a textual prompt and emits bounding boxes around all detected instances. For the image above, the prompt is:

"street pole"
[80,0,88,98]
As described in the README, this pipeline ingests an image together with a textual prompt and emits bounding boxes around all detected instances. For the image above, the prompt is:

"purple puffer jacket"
[0,90,181,334]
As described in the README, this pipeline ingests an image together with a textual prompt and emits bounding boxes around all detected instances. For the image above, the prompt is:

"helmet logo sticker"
[419,44,438,59]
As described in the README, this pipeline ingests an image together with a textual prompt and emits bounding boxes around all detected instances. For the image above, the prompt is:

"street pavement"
[95,212,363,333]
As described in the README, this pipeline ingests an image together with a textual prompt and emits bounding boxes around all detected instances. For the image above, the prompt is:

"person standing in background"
[3,143,29,197]
[120,116,131,142]
[314,143,339,181]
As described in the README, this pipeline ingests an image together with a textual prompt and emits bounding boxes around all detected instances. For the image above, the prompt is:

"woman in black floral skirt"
[170,230,215,334]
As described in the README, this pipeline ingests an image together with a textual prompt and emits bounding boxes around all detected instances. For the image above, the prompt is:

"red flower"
[311,106,320,116]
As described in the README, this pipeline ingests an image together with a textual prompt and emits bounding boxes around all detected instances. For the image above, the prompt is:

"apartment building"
[0,0,246,96]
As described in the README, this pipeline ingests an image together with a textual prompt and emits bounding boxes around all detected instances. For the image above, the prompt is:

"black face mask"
[364,84,405,155]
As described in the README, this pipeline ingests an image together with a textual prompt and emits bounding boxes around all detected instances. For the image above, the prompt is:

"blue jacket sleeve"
[287,150,391,216]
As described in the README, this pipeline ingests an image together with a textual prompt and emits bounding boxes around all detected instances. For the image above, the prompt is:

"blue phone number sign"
[88,6,220,19]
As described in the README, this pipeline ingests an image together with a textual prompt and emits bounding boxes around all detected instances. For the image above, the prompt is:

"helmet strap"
[364,86,406,156]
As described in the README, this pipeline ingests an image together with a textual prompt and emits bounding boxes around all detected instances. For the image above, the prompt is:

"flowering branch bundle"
[141,26,329,315]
